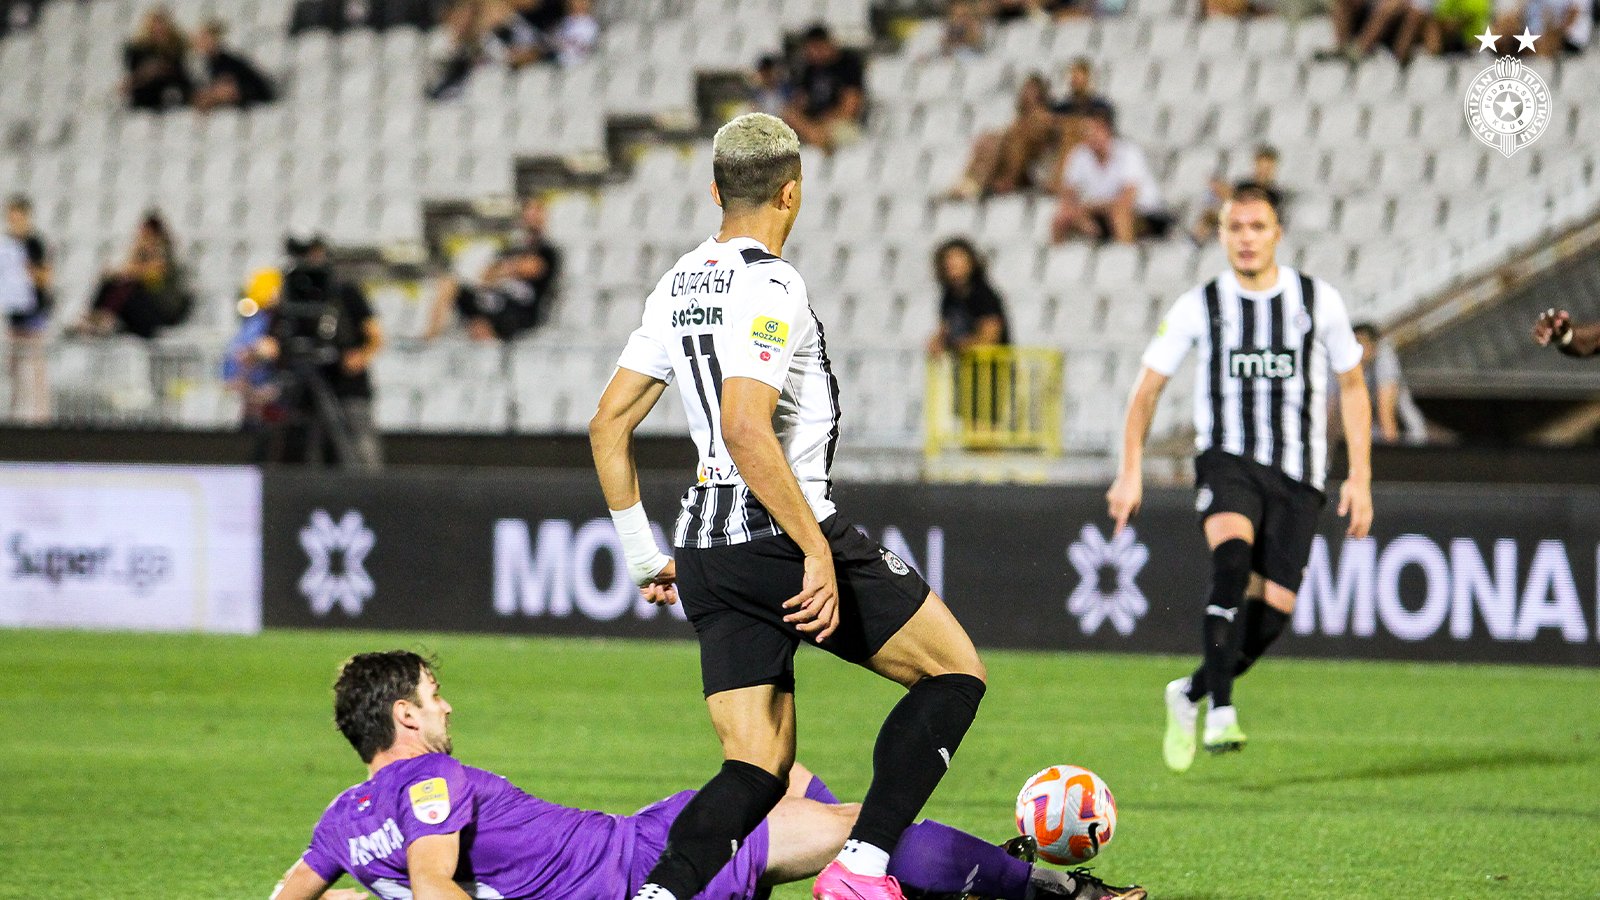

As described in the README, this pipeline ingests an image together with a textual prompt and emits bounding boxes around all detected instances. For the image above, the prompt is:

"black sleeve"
[343,282,374,325]
[840,53,865,90]
[970,281,1006,319]
[23,236,46,266]
[540,241,562,281]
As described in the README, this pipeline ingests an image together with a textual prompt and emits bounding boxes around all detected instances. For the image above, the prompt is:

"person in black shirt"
[192,20,276,111]
[123,7,192,111]
[927,238,1009,356]
[255,237,385,469]
[426,197,562,342]
[5,195,50,422]
[783,25,866,151]
[78,212,192,339]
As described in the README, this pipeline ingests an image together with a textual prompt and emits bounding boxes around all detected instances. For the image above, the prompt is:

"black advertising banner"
[264,471,1600,666]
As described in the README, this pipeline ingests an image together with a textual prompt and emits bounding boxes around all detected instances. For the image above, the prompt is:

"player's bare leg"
[812,594,986,900]
[635,685,796,900]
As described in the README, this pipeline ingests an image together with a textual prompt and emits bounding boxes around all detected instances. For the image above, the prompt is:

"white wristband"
[610,502,672,586]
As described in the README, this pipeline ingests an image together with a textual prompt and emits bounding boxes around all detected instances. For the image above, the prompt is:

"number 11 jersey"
[615,236,841,550]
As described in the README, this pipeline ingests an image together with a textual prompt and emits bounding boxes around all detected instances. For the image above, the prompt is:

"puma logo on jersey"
[1228,349,1297,379]
[672,306,724,327]
[769,278,790,293]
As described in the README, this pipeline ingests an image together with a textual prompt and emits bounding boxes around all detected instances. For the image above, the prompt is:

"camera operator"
[252,237,384,469]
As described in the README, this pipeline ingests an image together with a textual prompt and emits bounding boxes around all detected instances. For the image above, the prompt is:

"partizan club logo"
[1463,27,1551,158]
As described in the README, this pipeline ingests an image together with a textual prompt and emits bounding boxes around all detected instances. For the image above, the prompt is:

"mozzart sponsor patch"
[408,778,451,824]
[750,316,789,362]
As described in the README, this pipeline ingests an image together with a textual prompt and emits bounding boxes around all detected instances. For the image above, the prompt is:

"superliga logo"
[1463,28,1551,158]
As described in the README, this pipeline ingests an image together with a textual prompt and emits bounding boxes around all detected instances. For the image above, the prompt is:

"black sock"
[639,759,785,899]
[1235,602,1290,677]
[850,673,986,853]
[1187,600,1291,702]
[1200,539,1251,709]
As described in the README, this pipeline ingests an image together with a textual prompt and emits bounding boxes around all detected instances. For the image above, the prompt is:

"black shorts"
[674,515,931,697]
[1194,449,1325,593]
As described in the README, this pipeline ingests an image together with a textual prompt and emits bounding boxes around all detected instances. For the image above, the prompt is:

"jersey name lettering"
[670,269,736,297]
[1228,348,1297,380]
[348,818,406,867]
[672,306,724,328]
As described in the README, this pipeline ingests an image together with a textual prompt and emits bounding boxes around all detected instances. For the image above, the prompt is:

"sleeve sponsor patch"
[750,316,789,362]
[408,777,451,825]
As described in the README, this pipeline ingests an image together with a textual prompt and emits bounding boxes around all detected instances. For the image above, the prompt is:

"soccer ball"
[1014,765,1118,865]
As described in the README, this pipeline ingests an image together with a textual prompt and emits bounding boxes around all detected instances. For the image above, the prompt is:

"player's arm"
[1375,381,1401,443]
[1336,365,1374,538]
[1533,308,1600,357]
[1108,290,1198,533]
[408,832,472,900]
[1107,367,1169,535]
[269,859,331,900]
[591,365,675,602]
[722,375,839,642]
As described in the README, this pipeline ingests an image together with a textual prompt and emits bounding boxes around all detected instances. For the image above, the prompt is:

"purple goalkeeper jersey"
[300,753,768,900]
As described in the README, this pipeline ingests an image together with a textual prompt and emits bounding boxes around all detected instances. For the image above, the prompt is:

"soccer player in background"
[588,113,988,900]
[268,651,1145,900]
[1106,183,1375,772]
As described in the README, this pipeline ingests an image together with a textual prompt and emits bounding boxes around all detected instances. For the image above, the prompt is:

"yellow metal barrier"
[925,346,1064,458]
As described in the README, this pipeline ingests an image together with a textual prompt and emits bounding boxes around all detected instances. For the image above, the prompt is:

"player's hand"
[1533,308,1572,346]
[1106,473,1143,536]
[639,558,678,606]
[783,553,839,644]
[1339,478,1373,539]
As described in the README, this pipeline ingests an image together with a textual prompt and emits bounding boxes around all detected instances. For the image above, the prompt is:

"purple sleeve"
[301,805,345,883]
[395,757,478,844]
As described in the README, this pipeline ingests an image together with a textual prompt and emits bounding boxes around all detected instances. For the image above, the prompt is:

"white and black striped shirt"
[616,236,841,549]
[1143,267,1363,491]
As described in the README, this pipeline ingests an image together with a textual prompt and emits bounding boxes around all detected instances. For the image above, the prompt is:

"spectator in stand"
[1493,0,1592,53]
[482,0,549,68]
[552,0,600,67]
[1422,0,1492,53]
[3,195,50,423]
[1050,108,1170,244]
[428,0,489,100]
[426,197,562,342]
[224,268,285,460]
[123,6,192,111]
[993,0,1043,21]
[747,54,792,117]
[940,0,989,57]
[1338,322,1428,445]
[1050,58,1115,165]
[946,73,1060,200]
[1190,147,1284,244]
[1324,0,1429,63]
[191,20,276,111]
[783,25,866,151]
[926,238,1010,357]
[77,212,192,339]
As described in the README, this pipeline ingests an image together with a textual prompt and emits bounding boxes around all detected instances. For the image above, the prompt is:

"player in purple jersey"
[270,652,1145,900]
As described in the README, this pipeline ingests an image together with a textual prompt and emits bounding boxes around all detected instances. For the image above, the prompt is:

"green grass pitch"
[5,629,1598,899]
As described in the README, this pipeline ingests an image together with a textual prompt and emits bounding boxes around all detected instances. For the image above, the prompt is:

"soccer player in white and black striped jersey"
[590,114,1017,900]
[1106,183,1375,772]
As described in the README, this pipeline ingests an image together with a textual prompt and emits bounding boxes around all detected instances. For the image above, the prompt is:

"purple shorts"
[627,790,770,900]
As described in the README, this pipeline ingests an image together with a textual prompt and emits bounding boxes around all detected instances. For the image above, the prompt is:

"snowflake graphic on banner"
[1065,524,1149,636]
[299,509,375,616]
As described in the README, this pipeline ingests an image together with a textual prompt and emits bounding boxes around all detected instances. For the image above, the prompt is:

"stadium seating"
[2,0,1597,460]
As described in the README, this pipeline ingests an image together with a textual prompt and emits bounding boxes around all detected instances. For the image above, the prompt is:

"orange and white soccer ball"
[1014,765,1118,865]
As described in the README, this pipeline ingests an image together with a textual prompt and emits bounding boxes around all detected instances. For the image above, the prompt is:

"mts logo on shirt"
[1228,348,1298,379]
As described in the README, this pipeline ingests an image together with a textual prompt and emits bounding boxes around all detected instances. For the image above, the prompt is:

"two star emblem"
[1475,26,1540,53]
